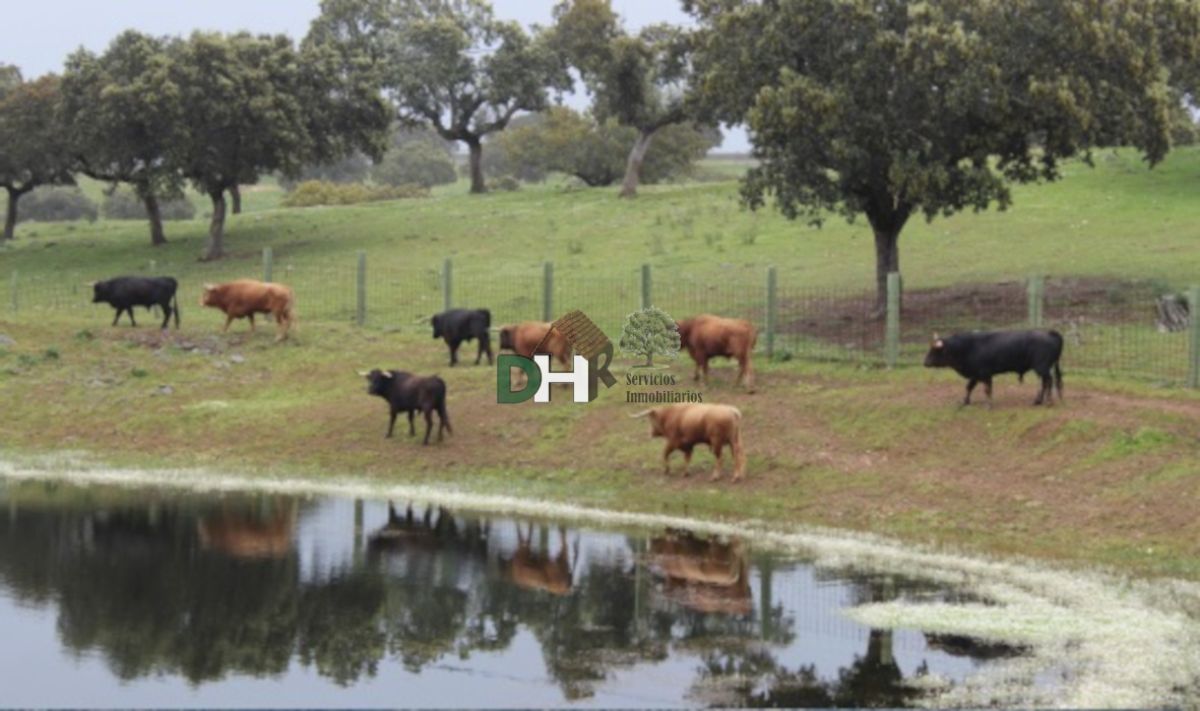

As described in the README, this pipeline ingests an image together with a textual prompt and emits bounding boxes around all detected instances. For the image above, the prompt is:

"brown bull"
[503,524,576,596]
[200,279,295,341]
[676,314,757,390]
[649,530,751,616]
[197,504,296,559]
[498,321,571,366]
[632,403,746,481]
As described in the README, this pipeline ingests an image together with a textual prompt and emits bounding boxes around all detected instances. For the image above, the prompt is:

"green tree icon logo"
[619,306,681,367]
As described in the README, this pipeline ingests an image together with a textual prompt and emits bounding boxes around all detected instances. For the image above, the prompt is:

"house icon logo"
[497,310,617,403]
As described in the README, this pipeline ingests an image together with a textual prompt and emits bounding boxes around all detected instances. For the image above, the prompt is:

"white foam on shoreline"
[1,452,1197,709]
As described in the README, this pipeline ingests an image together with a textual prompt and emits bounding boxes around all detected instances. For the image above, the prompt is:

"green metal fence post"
[1189,286,1200,389]
[9,270,16,314]
[885,272,901,368]
[442,258,453,312]
[765,266,777,358]
[356,251,367,327]
[641,263,652,310]
[543,261,554,322]
[1027,275,1045,328]
[262,247,274,283]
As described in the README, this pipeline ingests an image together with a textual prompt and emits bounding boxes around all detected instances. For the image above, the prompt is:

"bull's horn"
[413,315,429,324]
[932,331,940,340]
[380,371,393,378]
[84,281,97,287]
[202,283,214,291]
[629,409,654,419]
[356,370,371,377]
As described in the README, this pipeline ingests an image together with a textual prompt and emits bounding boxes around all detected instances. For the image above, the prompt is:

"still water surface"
[0,479,1025,707]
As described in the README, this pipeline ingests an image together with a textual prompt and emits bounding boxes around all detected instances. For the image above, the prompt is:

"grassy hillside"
[3,147,1199,293]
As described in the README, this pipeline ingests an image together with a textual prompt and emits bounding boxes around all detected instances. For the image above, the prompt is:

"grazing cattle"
[497,321,571,366]
[362,369,452,444]
[632,403,746,482]
[649,530,750,616]
[502,524,575,596]
[197,504,296,559]
[91,276,179,329]
[432,308,493,366]
[676,314,757,390]
[924,329,1064,407]
[200,279,295,342]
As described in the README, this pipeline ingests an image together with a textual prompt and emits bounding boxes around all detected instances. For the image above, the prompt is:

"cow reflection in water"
[503,523,578,596]
[196,503,297,559]
[648,529,751,616]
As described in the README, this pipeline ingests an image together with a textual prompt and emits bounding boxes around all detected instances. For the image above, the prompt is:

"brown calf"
[676,314,757,390]
[497,321,572,365]
[632,403,746,482]
[200,279,295,341]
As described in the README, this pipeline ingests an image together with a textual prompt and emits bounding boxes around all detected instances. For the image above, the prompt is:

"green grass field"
[3,148,1200,578]
[5,149,1198,291]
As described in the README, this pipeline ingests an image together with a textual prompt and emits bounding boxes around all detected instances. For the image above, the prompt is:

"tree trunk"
[143,193,167,246]
[871,226,901,318]
[619,130,655,199]
[202,190,227,261]
[2,188,18,242]
[467,140,486,194]
[229,185,242,215]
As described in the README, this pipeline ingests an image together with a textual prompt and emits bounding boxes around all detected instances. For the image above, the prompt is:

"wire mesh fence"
[5,254,1197,386]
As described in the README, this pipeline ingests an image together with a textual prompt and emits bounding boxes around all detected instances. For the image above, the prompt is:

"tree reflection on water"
[0,487,1009,706]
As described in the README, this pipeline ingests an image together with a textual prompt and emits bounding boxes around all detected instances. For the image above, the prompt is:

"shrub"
[491,175,522,192]
[373,140,458,188]
[278,153,373,190]
[280,181,429,208]
[487,107,720,187]
[101,188,196,221]
[16,186,98,223]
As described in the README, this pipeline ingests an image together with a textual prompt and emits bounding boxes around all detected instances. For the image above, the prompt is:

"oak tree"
[688,0,1195,313]
[309,0,567,194]
[61,31,184,246]
[552,0,699,197]
[0,74,74,241]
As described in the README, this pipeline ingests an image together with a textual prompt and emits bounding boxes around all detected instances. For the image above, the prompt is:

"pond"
[0,478,1032,707]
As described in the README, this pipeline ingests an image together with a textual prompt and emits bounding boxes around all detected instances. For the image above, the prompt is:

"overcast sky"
[5,0,749,152]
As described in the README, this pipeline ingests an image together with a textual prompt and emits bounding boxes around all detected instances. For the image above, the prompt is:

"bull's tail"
[439,401,453,435]
[1054,362,1064,403]
[171,292,180,329]
[480,309,491,330]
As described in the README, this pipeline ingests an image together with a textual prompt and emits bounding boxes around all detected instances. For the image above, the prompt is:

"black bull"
[92,276,180,329]
[431,308,493,366]
[924,329,1064,406]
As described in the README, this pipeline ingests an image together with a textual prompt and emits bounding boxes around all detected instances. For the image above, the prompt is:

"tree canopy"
[488,106,718,187]
[688,0,1198,311]
[551,0,700,197]
[309,0,567,194]
[0,74,74,241]
[168,31,389,260]
[61,31,185,246]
